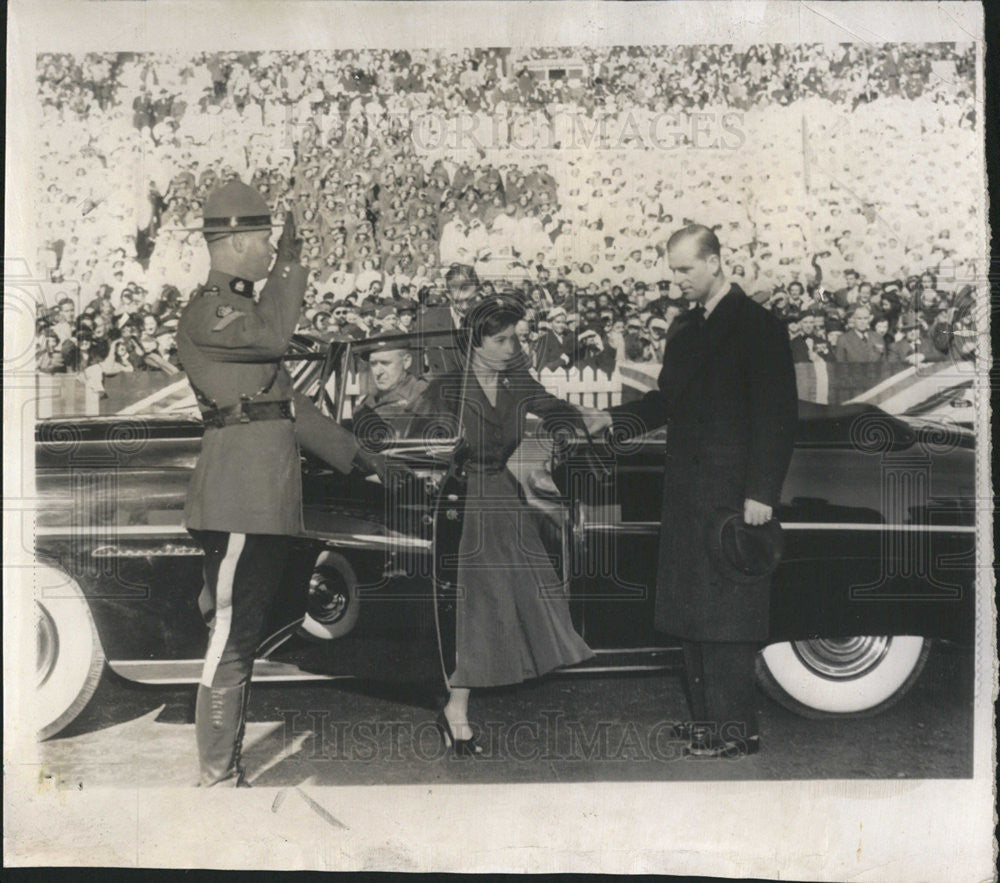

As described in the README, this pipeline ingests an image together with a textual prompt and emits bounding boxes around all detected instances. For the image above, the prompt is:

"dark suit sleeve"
[605,356,673,438]
[744,315,798,507]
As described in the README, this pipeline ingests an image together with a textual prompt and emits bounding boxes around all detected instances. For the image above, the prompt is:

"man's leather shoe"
[662,721,694,740]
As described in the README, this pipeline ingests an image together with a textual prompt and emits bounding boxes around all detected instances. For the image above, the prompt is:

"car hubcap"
[36,603,59,689]
[307,569,349,624]
[791,635,891,680]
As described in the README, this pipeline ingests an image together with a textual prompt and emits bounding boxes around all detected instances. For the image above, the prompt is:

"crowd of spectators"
[35,44,979,390]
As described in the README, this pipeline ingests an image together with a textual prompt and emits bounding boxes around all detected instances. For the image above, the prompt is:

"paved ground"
[36,642,972,787]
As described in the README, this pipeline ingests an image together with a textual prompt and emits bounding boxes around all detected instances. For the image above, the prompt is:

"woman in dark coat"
[414,296,607,753]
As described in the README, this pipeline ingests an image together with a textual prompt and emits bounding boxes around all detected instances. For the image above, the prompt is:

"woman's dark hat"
[705,507,784,584]
[462,295,526,331]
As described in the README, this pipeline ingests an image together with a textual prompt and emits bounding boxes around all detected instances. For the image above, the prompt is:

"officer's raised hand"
[275,211,303,264]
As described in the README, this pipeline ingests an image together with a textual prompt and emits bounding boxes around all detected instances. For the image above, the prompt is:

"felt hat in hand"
[705,506,784,584]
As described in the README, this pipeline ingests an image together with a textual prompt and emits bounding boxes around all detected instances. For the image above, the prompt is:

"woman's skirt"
[449,468,595,688]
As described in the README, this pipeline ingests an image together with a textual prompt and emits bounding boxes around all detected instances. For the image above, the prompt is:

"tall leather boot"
[195,682,251,787]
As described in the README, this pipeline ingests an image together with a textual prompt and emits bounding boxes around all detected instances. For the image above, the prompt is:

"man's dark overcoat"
[608,284,798,642]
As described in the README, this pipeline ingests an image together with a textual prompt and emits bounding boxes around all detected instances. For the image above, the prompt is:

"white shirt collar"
[702,278,731,318]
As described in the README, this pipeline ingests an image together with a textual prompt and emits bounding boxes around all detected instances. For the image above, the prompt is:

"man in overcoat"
[177,182,381,785]
[596,224,798,757]
[412,263,479,373]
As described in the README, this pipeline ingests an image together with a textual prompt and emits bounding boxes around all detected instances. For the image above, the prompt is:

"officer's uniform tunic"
[178,265,306,535]
[178,258,359,785]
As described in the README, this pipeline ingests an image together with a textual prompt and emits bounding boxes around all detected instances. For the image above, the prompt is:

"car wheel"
[36,567,105,740]
[298,550,360,641]
[756,635,931,719]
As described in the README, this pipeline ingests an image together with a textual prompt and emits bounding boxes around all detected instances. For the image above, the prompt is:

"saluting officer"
[177,181,380,786]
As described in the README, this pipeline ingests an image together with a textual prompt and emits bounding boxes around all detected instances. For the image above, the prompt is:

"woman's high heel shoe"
[435,710,482,756]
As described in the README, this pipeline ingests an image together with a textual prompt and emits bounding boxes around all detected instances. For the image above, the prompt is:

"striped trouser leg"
[191,530,291,689]
[188,529,290,785]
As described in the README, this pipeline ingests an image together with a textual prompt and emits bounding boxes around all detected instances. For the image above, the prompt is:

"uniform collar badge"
[229,277,254,298]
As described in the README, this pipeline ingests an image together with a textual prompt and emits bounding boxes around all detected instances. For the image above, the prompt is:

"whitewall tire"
[757,635,930,718]
[36,567,105,740]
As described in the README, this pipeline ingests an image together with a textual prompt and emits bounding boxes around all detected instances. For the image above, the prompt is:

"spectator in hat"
[890,318,947,366]
[396,301,417,332]
[533,305,577,371]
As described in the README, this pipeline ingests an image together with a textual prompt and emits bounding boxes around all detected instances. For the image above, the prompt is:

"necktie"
[689,304,706,329]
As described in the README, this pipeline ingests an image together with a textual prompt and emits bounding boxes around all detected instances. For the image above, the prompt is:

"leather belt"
[201,399,295,429]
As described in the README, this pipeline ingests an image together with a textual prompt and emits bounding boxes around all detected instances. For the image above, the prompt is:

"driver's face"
[368,350,411,392]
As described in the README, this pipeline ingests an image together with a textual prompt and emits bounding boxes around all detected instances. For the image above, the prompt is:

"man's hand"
[275,211,303,264]
[355,449,416,489]
[744,498,773,526]
[579,407,613,437]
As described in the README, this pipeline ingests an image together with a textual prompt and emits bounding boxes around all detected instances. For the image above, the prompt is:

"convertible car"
[34,330,976,739]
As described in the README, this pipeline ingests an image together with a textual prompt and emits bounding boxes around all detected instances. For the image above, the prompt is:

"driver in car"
[352,339,429,445]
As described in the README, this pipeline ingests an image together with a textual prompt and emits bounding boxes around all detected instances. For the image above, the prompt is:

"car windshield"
[305,327,631,447]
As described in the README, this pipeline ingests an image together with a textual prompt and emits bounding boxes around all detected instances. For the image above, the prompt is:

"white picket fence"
[537,366,623,408]
[337,365,622,419]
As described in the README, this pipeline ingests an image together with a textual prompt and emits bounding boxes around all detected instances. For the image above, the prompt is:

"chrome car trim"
[108,659,355,684]
[36,524,435,551]
[38,525,191,537]
[109,654,683,683]
[91,545,204,558]
[300,531,433,551]
[580,522,975,533]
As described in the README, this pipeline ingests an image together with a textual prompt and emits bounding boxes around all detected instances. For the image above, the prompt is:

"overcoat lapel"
[658,285,744,406]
